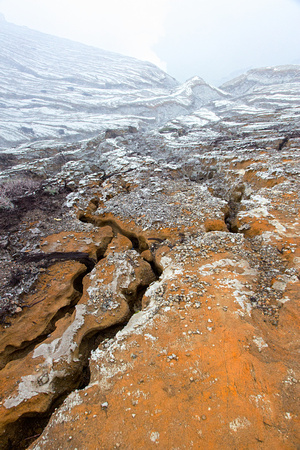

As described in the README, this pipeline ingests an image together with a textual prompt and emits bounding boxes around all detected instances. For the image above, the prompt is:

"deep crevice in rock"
[148,258,163,279]
[224,184,245,233]
[224,205,239,233]
[16,251,97,272]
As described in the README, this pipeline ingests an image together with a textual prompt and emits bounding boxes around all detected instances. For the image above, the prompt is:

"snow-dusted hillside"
[0,16,228,149]
[220,66,300,96]
[219,66,300,110]
[0,15,300,150]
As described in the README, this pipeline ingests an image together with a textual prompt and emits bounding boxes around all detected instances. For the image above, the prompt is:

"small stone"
[101,402,108,409]
[201,415,207,420]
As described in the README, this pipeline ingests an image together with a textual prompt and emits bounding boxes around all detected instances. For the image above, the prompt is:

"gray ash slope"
[0,15,229,149]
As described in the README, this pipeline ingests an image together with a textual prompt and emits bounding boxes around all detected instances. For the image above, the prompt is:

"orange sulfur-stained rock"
[205,218,228,232]
[104,233,132,256]
[39,225,113,260]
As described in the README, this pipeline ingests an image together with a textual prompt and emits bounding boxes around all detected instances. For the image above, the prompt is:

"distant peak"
[185,75,207,85]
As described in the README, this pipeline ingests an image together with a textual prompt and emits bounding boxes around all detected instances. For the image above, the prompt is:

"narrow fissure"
[17,251,97,272]
[224,201,240,233]
[224,184,245,233]
[148,258,163,279]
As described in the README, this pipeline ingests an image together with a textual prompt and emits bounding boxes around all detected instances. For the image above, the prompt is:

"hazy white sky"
[0,0,299,85]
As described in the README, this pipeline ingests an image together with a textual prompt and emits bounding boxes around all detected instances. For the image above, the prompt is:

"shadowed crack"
[78,213,148,252]
[17,251,97,272]
[224,184,245,233]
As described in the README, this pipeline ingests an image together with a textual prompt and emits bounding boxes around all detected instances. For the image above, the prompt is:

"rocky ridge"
[0,20,299,450]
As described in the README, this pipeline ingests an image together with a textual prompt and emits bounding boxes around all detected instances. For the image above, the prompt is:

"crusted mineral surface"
[0,63,300,449]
